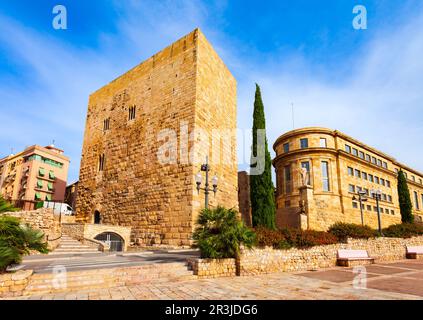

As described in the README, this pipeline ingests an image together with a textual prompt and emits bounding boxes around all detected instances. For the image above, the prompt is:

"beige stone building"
[76,29,238,246]
[273,127,423,231]
[0,145,70,210]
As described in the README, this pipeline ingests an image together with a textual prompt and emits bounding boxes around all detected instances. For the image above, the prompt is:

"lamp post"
[195,156,218,209]
[371,189,383,236]
[353,190,368,226]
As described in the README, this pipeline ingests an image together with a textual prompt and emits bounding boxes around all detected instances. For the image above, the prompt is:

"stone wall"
[76,28,238,247]
[188,236,423,278]
[188,258,237,278]
[62,223,131,251]
[1,208,61,250]
[239,236,423,276]
[0,270,33,298]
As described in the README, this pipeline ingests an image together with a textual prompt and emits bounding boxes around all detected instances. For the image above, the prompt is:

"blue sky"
[1,0,422,183]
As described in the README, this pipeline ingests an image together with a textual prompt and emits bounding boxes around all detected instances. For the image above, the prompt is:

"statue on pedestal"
[300,167,309,187]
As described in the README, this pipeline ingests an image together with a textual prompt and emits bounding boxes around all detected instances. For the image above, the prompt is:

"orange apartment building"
[0,145,70,210]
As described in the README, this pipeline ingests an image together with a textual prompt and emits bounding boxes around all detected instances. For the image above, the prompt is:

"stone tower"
[76,29,238,246]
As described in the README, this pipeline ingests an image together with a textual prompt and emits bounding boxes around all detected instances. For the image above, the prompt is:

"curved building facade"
[273,127,423,231]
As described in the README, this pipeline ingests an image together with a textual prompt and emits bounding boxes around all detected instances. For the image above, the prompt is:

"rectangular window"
[349,184,356,193]
[352,148,358,156]
[414,191,420,210]
[300,138,309,149]
[284,165,292,193]
[103,118,110,131]
[98,154,105,172]
[382,194,387,201]
[357,186,362,192]
[301,161,311,185]
[369,174,374,182]
[34,192,41,201]
[388,195,392,202]
[364,188,369,196]
[372,157,377,164]
[375,176,380,184]
[354,169,361,178]
[420,179,422,185]
[412,175,416,182]
[359,151,365,159]
[345,145,351,153]
[377,159,382,167]
[374,206,378,212]
[45,194,52,201]
[383,162,388,169]
[320,138,327,148]
[391,210,395,215]
[36,180,43,189]
[47,182,54,191]
[386,180,391,188]
[366,154,371,162]
[321,161,330,192]
[348,167,354,176]
[380,178,385,186]
[49,171,55,180]
[367,205,372,211]
[362,172,368,180]
[38,167,45,177]
[352,202,358,209]
[128,105,136,121]
[385,208,390,214]
[283,143,290,153]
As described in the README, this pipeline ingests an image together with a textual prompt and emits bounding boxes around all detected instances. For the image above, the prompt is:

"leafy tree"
[0,195,18,213]
[192,206,255,259]
[397,170,414,223]
[250,84,276,229]
[0,216,49,273]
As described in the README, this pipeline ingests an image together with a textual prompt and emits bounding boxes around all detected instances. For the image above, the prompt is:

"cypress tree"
[250,84,276,229]
[397,170,414,223]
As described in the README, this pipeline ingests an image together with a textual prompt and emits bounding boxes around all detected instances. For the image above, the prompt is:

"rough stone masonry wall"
[188,258,237,278]
[0,270,33,298]
[76,29,238,247]
[1,208,61,250]
[239,236,423,276]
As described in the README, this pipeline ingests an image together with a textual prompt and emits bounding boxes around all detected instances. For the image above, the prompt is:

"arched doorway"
[94,210,101,224]
[94,232,124,252]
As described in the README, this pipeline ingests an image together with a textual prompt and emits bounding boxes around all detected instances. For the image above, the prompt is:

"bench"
[406,246,423,259]
[336,249,374,267]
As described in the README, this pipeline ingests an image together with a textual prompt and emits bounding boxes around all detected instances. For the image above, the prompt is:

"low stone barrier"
[1,208,61,250]
[188,258,237,278]
[0,270,33,298]
[188,236,423,278]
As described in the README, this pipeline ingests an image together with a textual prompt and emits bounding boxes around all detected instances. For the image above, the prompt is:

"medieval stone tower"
[76,29,238,246]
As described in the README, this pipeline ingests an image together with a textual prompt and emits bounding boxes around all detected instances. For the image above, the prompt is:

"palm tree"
[0,194,18,213]
[0,216,49,273]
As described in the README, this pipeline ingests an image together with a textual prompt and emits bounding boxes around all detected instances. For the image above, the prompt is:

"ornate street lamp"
[195,156,218,209]
[371,189,383,235]
[352,190,368,226]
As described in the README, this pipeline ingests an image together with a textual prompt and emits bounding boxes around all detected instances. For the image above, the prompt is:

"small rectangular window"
[320,138,327,148]
[366,154,371,162]
[388,195,392,202]
[345,145,351,153]
[103,118,110,131]
[386,180,391,188]
[383,162,388,169]
[377,159,382,167]
[98,154,105,172]
[362,172,368,180]
[369,174,374,182]
[367,205,372,211]
[372,157,377,164]
[414,191,420,210]
[300,138,308,149]
[375,176,380,184]
[348,167,354,176]
[128,105,136,121]
[352,202,358,209]
[321,161,330,192]
[391,210,395,215]
[380,178,385,186]
[349,184,355,193]
[352,148,358,156]
[354,169,361,178]
[359,151,365,159]
[373,206,378,212]
[283,143,290,153]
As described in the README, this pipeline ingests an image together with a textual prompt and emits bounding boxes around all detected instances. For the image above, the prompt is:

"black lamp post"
[195,156,218,209]
[371,189,383,236]
[353,190,368,226]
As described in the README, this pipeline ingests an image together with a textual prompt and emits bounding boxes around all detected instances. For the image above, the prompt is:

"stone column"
[298,185,314,230]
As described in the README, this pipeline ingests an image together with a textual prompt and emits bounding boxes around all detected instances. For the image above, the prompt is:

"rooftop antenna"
[291,102,295,129]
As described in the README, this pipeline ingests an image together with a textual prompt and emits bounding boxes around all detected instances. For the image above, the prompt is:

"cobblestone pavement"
[10,260,423,300]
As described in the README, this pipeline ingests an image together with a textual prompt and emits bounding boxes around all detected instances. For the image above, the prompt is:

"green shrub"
[328,222,378,241]
[192,206,256,259]
[254,226,285,248]
[382,223,423,238]
[0,216,49,273]
[0,195,18,213]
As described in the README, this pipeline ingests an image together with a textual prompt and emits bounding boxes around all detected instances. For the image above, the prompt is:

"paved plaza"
[9,260,423,300]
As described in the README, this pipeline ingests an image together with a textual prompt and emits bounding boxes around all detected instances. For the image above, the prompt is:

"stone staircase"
[51,235,100,255]
[23,262,196,296]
